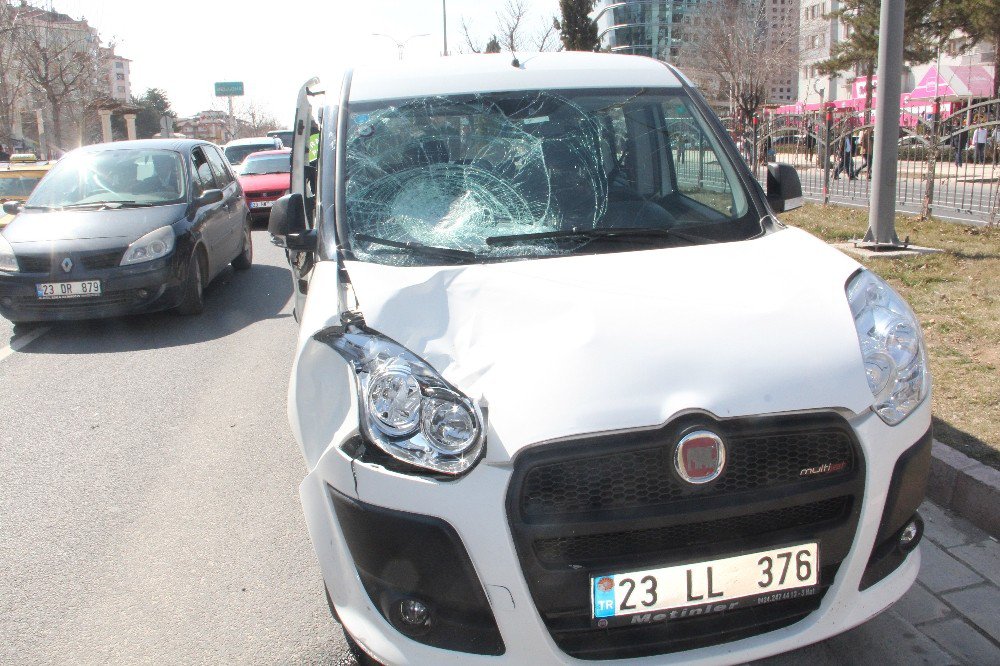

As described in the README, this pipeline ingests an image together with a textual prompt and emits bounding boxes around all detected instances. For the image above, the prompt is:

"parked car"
[271,53,930,665]
[0,139,252,323]
[0,155,55,228]
[267,129,294,148]
[222,136,283,174]
[237,148,290,221]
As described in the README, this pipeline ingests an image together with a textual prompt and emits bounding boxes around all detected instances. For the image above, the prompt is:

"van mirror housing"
[2,200,23,215]
[269,192,316,251]
[766,163,803,212]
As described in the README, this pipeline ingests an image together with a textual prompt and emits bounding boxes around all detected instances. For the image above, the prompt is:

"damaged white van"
[270,53,932,665]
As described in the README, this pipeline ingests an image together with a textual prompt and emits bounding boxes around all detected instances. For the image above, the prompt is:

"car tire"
[175,252,205,315]
[232,220,252,271]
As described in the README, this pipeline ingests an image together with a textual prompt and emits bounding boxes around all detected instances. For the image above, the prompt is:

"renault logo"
[674,430,726,484]
[61,257,73,273]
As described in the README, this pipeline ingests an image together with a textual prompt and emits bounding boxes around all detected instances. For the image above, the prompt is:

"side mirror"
[2,200,23,215]
[196,189,224,207]
[766,162,803,212]
[269,192,316,252]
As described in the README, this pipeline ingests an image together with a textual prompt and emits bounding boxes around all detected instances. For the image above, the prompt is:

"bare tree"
[230,99,282,138]
[459,0,560,54]
[15,6,109,153]
[684,0,798,124]
[0,1,30,147]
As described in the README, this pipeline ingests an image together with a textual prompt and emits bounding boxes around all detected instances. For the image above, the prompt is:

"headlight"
[323,323,486,475]
[847,270,930,425]
[0,233,17,272]
[121,226,175,265]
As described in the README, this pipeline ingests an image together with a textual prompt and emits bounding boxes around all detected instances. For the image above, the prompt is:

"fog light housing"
[899,516,923,551]
[398,599,431,628]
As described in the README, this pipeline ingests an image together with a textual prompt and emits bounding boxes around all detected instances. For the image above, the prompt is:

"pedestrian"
[971,124,987,164]
[0,143,9,161]
[952,123,967,167]
[806,130,816,162]
[676,134,686,164]
[992,125,1000,164]
[833,133,854,180]
[859,128,873,179]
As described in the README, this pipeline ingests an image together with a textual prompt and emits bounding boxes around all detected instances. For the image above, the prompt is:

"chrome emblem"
[674,430,726,484]
[60,257,73,273]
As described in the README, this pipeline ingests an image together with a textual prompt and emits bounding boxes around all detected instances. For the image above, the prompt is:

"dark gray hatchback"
[0,139,252,323]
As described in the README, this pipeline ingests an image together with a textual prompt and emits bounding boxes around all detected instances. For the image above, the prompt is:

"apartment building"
[795,1,995,108]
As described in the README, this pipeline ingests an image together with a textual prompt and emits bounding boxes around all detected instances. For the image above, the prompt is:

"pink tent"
[907,64,995,101]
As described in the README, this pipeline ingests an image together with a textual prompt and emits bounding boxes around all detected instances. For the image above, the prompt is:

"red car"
[237,149,290,221]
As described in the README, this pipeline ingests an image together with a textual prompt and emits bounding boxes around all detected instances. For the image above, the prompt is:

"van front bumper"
[300,400,931,665]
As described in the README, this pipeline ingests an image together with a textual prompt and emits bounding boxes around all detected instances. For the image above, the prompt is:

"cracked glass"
[343,88,755,266]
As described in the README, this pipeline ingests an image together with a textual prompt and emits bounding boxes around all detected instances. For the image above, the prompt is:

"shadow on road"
[13,263,293,354]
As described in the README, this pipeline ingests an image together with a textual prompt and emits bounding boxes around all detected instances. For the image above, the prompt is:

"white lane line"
[0,326,50,364]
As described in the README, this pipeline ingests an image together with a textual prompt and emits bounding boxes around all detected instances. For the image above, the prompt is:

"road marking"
[0,326,50,363]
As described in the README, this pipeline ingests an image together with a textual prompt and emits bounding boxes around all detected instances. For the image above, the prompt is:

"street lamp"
[372,33,430,60]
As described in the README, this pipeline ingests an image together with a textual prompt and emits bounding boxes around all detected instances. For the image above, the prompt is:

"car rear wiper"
[354,233,480,263]
[485,227,715,247]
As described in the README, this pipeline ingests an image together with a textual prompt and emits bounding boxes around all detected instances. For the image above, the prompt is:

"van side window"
[191,147,218,196]
[205,147,233,187]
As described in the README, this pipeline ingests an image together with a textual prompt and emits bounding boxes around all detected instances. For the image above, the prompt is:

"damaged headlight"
[847,270,930,425]
[324,324,485,475]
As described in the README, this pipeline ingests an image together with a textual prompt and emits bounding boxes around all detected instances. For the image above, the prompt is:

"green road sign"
[214,81,244,97]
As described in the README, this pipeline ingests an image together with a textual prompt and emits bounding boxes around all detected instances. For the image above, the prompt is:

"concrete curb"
[927,440,1000,538]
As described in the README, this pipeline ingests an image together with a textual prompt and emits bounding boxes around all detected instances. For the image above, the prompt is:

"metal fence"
[723,98,1000,225]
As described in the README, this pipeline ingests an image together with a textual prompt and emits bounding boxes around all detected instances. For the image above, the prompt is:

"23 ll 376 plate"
[591,543,819,628]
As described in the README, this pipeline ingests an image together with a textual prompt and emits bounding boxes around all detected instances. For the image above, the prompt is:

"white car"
[270,53,931,665]
[221,136,283,174]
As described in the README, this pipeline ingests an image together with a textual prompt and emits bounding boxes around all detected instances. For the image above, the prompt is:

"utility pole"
[862,0,906,248]
[442,0,449,56]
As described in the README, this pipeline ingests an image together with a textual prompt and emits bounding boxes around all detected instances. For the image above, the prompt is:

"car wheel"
[232,220,252,271]
[175,252,205,315]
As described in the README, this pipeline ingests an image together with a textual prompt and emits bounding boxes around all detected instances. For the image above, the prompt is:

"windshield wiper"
[61,200,153,210]
[354,233,480,263]
[485,227,714,247]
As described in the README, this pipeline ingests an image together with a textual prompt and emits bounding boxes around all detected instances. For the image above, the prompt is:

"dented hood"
[344,227,871,461]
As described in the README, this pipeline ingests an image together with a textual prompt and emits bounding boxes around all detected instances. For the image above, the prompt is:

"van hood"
[3,204,184,249]
[343,227,872,461]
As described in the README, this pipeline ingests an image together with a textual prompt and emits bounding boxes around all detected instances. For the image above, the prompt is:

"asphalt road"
[0,230,355,664]
[2,230,993,665]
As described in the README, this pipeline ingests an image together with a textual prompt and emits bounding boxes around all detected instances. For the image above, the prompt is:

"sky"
[49,0,561,125]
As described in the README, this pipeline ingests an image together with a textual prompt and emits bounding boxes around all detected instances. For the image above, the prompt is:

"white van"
[269,53,931,665]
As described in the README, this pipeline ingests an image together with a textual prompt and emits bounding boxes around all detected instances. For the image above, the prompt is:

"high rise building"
[595,0,799,107]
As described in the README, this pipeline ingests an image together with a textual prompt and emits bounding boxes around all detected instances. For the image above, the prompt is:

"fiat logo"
[674,430,726,484]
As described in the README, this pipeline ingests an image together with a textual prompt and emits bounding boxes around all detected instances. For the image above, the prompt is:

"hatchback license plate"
[250,200,273,209]
[36,280,102,299]
[591,543,819,626]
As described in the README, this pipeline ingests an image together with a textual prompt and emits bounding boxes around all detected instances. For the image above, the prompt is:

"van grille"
[505,413,865,660]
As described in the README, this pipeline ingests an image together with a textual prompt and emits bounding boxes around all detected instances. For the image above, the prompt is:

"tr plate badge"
[674,430,726,484]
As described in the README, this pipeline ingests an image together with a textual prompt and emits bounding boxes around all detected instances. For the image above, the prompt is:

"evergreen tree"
[558,0,599,52]
[134,88,174,139]
[485,35,502,53]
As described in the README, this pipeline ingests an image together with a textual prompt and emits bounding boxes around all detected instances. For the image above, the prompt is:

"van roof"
[224,137,280,147]
[347,52,683,103]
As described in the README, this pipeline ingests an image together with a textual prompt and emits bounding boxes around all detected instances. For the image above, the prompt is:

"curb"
[927,440,1000,537]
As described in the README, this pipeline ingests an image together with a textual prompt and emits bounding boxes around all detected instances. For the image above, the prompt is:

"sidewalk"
[754,499,1000,665]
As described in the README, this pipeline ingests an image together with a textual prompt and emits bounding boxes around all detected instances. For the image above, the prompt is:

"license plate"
[591,543,819,627]
[249,200,273,209]
[36,280,102,299]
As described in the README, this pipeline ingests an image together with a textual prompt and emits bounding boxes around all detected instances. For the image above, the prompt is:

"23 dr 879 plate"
[592,543,819,627]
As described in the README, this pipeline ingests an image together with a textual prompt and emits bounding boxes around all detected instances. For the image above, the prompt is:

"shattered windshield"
[344,88,756,266]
